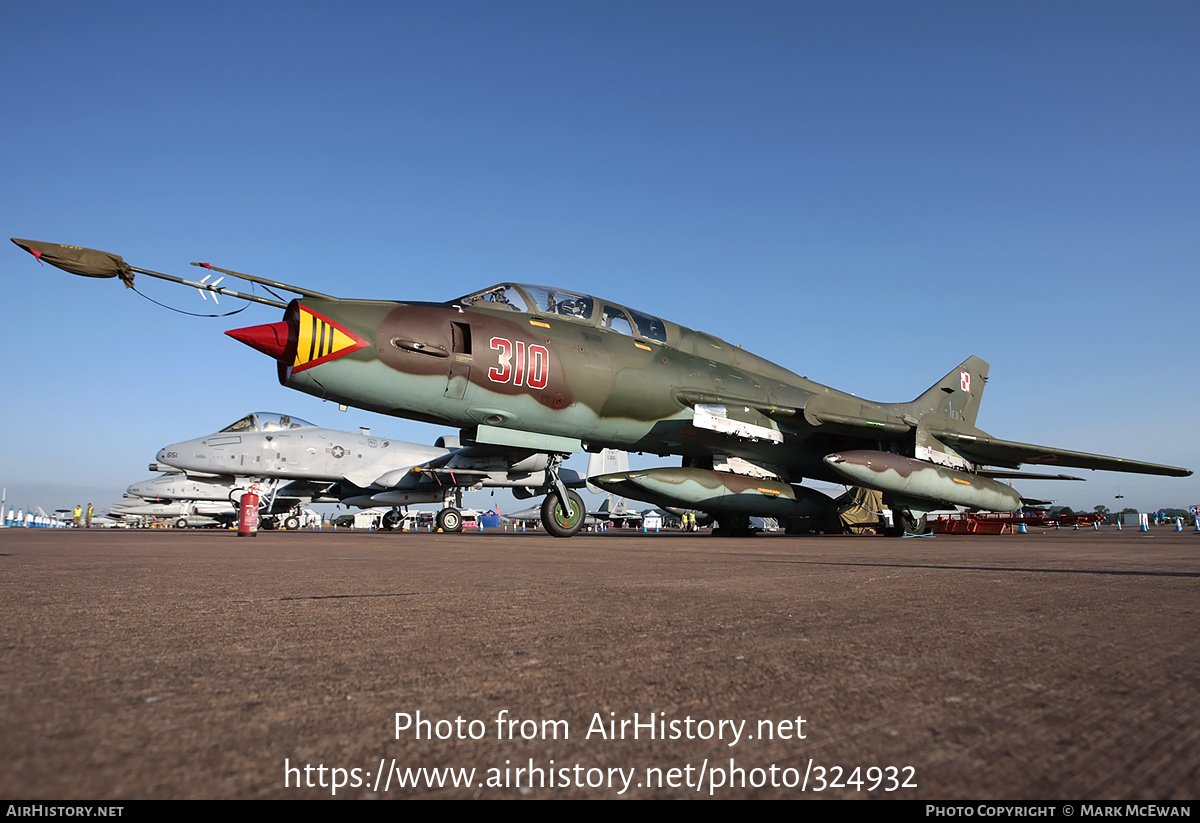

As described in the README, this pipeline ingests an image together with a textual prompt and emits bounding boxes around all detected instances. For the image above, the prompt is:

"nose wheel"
[541,489,586,538]
[381,509,403,531]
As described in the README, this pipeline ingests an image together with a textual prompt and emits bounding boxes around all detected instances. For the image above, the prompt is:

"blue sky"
[2,0,1196,517]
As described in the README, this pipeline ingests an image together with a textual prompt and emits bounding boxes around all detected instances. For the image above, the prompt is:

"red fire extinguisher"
[237,486,260,537]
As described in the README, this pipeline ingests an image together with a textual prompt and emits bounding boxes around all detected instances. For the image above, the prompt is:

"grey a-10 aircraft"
[122,468,317,529]
[109,474,240,527]
[157,411,584,531]
[107,500,232,528]
[15,239,1193,537]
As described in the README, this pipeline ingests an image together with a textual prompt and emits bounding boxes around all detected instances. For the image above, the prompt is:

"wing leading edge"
[930,430,1192,477]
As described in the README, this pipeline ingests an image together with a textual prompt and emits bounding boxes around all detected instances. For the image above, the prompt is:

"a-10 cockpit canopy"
[455,283,668,344]
[219,412,314,433]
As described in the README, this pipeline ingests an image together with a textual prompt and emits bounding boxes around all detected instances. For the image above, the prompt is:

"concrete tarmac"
[1,526,1197,799]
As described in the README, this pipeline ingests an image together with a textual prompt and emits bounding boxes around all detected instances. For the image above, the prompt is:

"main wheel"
[381,510,403,531]
[436,508,463,532]
[897,510,929,536]
[541,490,586,538]
[712,513,754,537]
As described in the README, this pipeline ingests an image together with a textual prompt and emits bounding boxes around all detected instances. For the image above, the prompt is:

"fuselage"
[159,422,447,487]
[126,473,244,502]
[262,284,904,485]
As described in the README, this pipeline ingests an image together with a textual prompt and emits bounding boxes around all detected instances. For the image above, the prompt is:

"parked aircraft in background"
[504,495,645,532]
[123,469,323,530]
[107,497,235,528]
[590,495,644,528]
[17,239,1192,537]
[156,411,583,532]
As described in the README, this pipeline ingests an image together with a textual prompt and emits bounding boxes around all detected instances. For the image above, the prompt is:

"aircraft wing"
[401,465,587,489]
[365,447,588,489]
[365,451,459,489]
[930,430,1192,477]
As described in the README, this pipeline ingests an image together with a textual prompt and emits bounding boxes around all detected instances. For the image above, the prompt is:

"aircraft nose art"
[227,303,369,373]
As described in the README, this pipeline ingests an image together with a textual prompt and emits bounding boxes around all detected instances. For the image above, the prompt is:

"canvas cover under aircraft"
[14,239,1192,537]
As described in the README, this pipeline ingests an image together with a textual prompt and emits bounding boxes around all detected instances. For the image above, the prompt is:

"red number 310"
[488,337,550,390]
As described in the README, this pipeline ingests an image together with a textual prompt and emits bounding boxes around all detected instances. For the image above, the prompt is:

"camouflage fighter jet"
[13,239,1193,537]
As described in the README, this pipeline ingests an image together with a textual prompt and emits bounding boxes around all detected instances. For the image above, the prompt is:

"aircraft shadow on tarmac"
[765,559,1200,579]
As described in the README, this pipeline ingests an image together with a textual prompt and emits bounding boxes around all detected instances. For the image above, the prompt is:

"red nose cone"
[226,321,291,362]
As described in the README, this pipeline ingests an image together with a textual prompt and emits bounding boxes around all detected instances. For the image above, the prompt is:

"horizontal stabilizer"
[976,470,1084,481]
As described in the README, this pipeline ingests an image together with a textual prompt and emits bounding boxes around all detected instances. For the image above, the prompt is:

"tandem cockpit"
[455,283,669,344]
[218,412,315,434]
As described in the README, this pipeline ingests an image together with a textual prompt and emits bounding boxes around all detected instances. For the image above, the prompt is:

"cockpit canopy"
[455,283,667,343]
[219,412,314,433]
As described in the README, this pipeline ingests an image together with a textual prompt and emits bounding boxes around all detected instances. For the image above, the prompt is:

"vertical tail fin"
[586,448,630,494]
[905,356,989,427]
[595,495,630,516]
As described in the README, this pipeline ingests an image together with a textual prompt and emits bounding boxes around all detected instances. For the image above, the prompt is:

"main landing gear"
[436,508,463,533]
[892,507,931,538]
[711,513,756,537]
[380,507,461,532]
